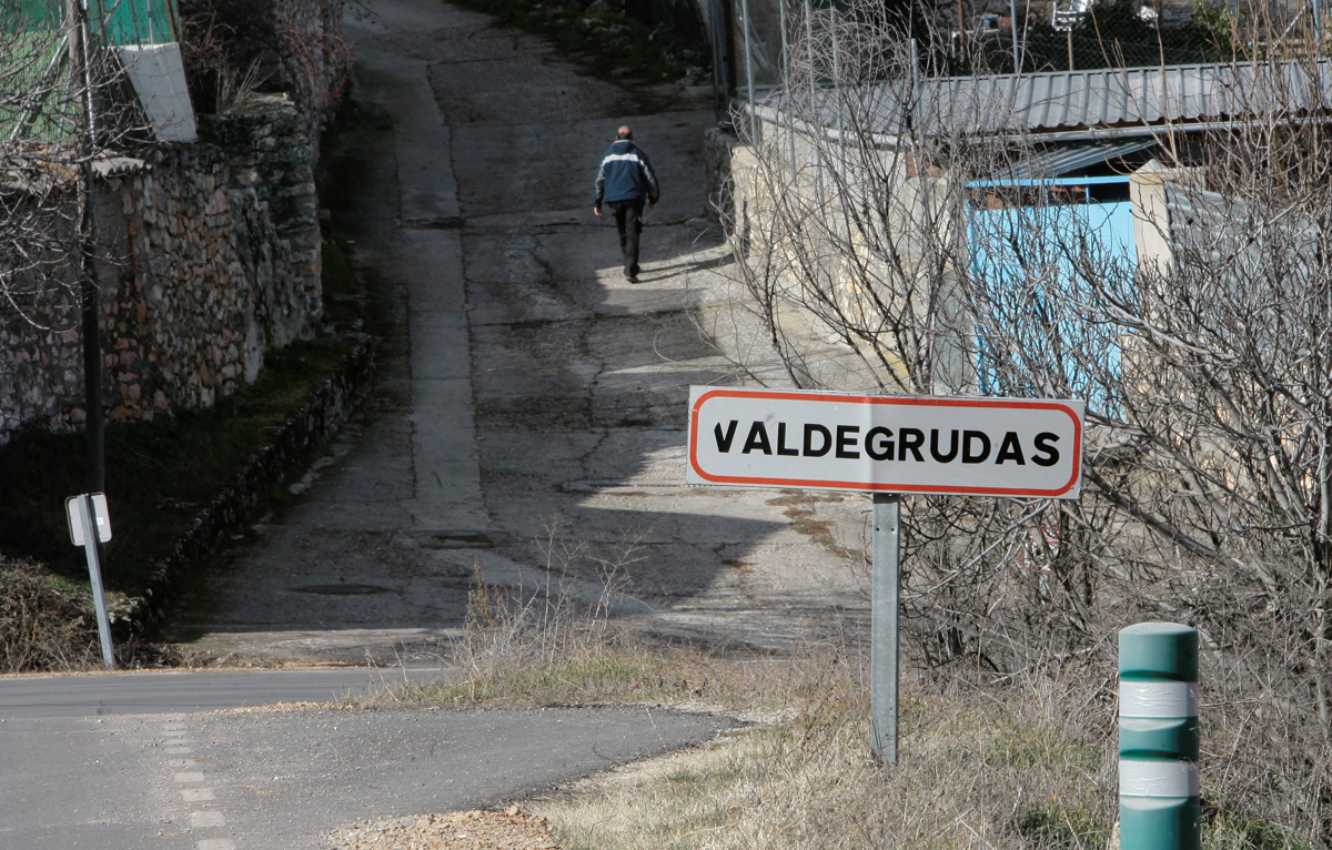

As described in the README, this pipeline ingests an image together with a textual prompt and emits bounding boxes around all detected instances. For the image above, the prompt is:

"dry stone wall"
[0,93,323,444]
[259,0,350,164]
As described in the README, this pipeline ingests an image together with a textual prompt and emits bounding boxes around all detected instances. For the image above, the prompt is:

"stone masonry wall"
[0,93,322,443]
[266,0,350,164]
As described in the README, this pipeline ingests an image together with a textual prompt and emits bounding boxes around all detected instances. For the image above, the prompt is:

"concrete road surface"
[0,670,732,850]
[174,0,871,665]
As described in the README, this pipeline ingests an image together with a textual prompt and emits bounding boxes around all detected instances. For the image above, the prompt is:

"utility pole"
[67,0,106,493]
[956,0,969,65]
[1009,0,1021,71]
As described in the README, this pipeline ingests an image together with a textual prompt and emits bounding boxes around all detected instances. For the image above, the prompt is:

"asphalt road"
[0,667,443,719]
[0,669,733,850]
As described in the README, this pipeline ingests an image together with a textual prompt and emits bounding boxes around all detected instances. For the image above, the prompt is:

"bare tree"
[721,2,1125,674]
[719,4,1332,820]
[1,4,148,486]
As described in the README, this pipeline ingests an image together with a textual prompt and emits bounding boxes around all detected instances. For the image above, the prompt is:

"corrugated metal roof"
[1006,139,1156,178]
[801,59,1332,138]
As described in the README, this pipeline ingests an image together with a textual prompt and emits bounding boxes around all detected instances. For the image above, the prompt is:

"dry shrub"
[0,559,101,672]
[536,653,1325,849]
[373,523,1327,846]
[535,662,1119,850]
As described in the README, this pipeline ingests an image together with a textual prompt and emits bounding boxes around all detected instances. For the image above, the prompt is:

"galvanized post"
[1009,0,1021,71]
[740,0,761,143]
[1314,0,1323,55]
[804,0,821,203]
[1119,622,1200,850]
[79,495,116,670]
[870,493,902,765]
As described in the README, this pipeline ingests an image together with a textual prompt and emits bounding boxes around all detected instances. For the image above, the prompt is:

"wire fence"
[728,0,1236,104]
[984,27,1225,72]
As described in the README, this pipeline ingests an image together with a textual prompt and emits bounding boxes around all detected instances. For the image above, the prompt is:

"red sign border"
[688,388,1083,498]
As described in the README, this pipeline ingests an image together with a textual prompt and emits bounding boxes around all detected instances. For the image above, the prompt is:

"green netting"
[90,0,178,46]
[0,30,73,143]
[3,0,178,45]
[4,1,62,32]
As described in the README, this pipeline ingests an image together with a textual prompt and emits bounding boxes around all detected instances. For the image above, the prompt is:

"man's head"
[616,125,633,140]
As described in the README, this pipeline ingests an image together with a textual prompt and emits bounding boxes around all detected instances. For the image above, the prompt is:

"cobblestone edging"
[119,331,377,638]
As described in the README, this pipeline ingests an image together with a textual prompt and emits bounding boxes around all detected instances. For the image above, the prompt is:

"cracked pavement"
[173,0,871,663]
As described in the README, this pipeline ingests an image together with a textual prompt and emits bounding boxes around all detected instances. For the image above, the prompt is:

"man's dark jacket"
[594,139,660,207]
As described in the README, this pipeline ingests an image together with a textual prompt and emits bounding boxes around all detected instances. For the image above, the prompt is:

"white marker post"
[687,386,1084,764]
[66,493,115,670]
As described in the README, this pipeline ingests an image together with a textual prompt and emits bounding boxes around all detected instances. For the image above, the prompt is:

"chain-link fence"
[726,0,1234,101]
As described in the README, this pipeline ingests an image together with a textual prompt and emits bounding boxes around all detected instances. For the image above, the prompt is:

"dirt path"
[174,0,869,664]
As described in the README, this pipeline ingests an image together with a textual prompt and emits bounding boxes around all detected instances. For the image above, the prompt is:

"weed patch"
[1012,804,1110,849]
[355,537,1329,849]
[0,558,102,671]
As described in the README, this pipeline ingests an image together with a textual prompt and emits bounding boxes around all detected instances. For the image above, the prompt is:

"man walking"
[593,125,659,282]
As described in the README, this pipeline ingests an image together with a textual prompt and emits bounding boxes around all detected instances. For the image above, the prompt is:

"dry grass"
[530,667,1320,850]
[533,672,1118,850]
[357,562,1326,850]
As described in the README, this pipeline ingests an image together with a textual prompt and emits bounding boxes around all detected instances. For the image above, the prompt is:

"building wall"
[0,93,322,443]
[704,113,967,390]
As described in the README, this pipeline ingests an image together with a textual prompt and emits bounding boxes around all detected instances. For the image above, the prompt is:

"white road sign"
[687,386,1084,498]
[66,493,113,545]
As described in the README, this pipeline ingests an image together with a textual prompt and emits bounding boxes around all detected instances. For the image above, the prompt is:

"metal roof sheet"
[800,59,1332,138]
[1006,139,1156,178]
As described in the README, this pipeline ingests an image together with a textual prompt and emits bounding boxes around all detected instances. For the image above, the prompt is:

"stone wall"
[0,93,322,444]
[123,333,375,635]
[258,0,349,164]
[177,0,349,160]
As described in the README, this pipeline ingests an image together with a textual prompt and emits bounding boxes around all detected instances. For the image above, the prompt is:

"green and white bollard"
[1119,622,1201,850]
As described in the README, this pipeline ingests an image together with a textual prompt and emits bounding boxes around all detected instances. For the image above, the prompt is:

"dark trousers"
[609,199,644,275]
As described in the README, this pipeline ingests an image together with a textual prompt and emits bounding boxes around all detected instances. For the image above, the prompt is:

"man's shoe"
[627,273,639,283]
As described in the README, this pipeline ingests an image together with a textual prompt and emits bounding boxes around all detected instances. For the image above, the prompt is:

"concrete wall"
[703,112,972,390]
[0,94,322,443]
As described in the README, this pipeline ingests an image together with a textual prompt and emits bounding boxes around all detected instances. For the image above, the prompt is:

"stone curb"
[117,331,379,639]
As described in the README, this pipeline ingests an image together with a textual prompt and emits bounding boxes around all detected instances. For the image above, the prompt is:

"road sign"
[687,387,1084,499]
[66,493,115,669]
[1052,1,1086,30]
[686,385,1086,767]
[1052,11,1081,29]
[66,492,112,545]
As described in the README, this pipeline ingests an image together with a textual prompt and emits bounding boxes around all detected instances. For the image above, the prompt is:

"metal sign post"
[66,493,115,670]
[870,493,902,765]
[686,386,1085,766]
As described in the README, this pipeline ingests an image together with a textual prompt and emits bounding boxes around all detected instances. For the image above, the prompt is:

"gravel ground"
[330,808,560,850]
